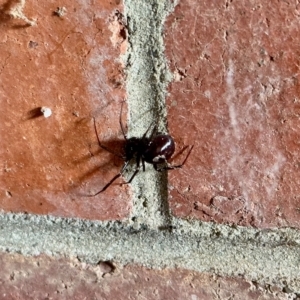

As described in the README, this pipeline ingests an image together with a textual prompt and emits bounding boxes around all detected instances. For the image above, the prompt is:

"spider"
[88,102,194,196]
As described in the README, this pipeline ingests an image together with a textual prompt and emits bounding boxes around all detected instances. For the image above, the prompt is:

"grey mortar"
[0,213,299,293]
[122,0,175,229]
[1,0,300,295]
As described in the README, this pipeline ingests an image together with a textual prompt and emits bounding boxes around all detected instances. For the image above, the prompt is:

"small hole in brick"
[28,41,38,48]
[98,261,115,276]
[5,191,12,198]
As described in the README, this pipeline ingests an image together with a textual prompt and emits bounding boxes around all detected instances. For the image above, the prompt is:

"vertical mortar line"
[123,1,176,229]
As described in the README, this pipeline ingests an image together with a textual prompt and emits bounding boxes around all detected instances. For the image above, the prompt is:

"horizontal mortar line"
[0,212,299,288]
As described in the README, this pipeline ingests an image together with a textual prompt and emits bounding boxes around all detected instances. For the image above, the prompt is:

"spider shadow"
[22,107,44,120]
[75,137,127,195]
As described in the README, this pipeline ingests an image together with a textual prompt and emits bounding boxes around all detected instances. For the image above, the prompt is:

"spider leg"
[147,111,163,139]
[92,117,124,159]
[126,168,140,184]
[88,173,122,196]
[88,160,130,196]
[142,158,146,172]
[120,101,156,140]
[142,122,157,139]
[155,145,194,171]
[121,155,143,185]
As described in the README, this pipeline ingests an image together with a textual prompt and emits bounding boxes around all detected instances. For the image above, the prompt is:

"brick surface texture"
[0,253,289,300]
[165,0,300,228]
[0,0,131,220]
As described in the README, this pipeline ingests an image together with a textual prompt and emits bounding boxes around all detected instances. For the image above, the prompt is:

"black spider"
[88,102,193,196]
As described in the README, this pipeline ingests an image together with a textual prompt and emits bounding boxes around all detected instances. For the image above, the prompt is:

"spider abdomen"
[144,134,175,164]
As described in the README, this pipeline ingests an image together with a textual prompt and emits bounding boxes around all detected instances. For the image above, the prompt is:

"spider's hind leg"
[88,160,130,196]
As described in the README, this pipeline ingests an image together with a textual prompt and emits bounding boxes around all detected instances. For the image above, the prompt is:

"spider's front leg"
[154,145,194,172]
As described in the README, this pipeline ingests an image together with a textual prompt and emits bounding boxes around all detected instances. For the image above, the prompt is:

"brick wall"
[0,0,299,298]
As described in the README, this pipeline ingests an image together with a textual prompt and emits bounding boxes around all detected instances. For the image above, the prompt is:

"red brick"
[0,0,131,220]
[165,0,300,228]
[0,252,288,300]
